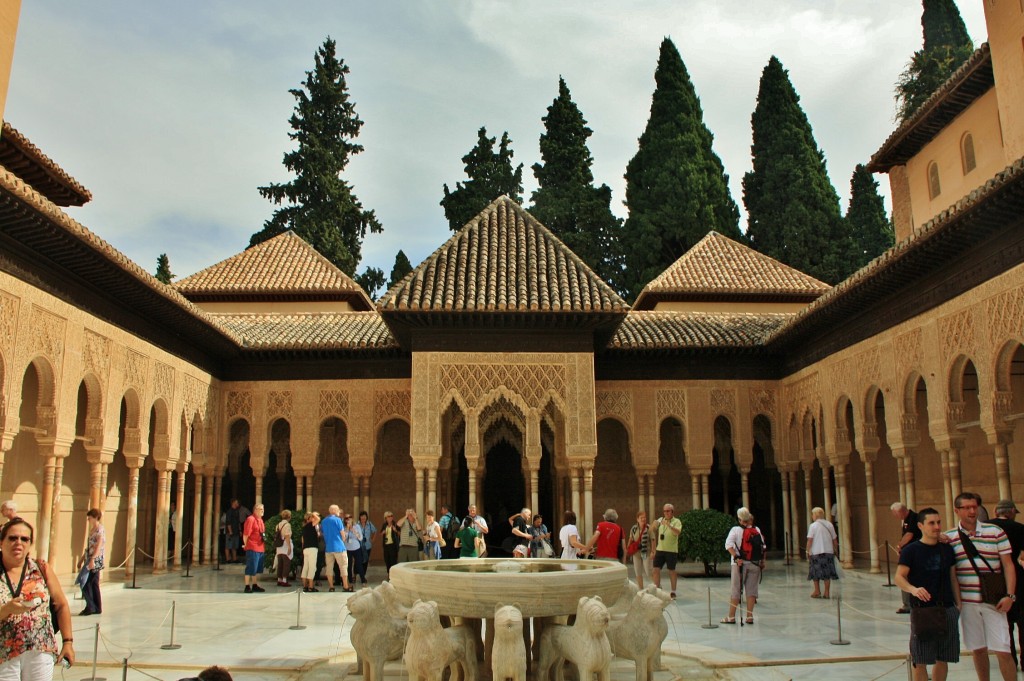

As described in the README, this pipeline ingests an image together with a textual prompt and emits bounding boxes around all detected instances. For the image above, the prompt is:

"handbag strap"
[958,529,999,575]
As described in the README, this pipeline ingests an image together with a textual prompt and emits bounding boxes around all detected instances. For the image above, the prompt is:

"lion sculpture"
[606,590,669,681]
[377,580,413,619]
[348,586,407,681]
[491,604,526,681]
[537,596,612,681]
[404,599,478,681]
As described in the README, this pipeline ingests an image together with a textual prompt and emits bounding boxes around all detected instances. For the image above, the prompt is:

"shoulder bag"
[959,529,1006,606]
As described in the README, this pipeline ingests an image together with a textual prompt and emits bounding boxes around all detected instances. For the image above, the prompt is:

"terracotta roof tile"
[378,196,628,313]
[208,312,398,351]
[0,121,92,206]
[607,310,792,351]
[175,231,373,309]
[633,231,829,309]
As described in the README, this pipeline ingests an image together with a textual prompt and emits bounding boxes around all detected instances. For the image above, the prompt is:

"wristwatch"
[1009,594,1017,602]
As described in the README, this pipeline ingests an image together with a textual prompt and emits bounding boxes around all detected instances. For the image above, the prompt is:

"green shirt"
[654,517,682,552]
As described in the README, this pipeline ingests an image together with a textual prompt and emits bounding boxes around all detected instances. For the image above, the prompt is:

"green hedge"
[678,508,733,576]
[262,510,308,574]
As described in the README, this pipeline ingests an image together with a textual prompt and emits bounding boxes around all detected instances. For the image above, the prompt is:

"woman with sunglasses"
[0,517,74,677]
[78,508,105,615]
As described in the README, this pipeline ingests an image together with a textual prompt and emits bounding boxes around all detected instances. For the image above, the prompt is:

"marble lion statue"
[348,586,407,681]
[404,599,478,681]
[491,604,526,681]
[537,596,612,681]
[378,579,413,619]
[606,590,669,681]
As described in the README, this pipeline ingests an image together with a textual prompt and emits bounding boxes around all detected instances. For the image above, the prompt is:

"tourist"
[989,500,1024,668]
[357,511,376,584]
[806,506,839,599]
[242,504,266,593]
[178,665,233,681]
[423,510,442,560]
[300,512,320,592]
[0,517,75,677]
[467,504,489,556]
[508,508,532,557]
[947,492,1016,680]
[529,514,551,558]
[274,510,293,587]
[343,514,363,587]
[893,502,922,614]
[381,511,399,578]
[225,499,247,564]
[895,507,960,681]
[0,500,16,522]
[321,505,350,592]
[627,510,651,588]
[438,505,457,559]
[558,510,587,560]
[722,507,765,624]
[586,509,625,563]
[651,503,682,599]
[78,508,105,615]
[455,516,479,558]
[396,508,422,563]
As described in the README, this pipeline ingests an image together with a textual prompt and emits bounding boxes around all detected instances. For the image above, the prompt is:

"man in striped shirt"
[947,492,1017,681]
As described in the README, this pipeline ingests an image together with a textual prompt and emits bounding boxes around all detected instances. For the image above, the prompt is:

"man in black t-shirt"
[990,499,1024,669]
[893,502,923,614]
[508,508,532,557]
[896,507,961,681]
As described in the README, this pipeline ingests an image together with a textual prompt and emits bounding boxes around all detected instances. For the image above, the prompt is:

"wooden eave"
[0,123,92,207]
[868,44,993,172]
[183,290,374,309]
[632,291,821,310]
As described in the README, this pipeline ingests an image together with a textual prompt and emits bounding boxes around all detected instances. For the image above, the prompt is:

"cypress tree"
[388,249,413,289]
[621,38,740,300]
[895,0,974,122]
[441,127,524,231]
[845,164,894,271]
[355,266,385,300]
[155,253,174,284]
[531,78,624,292]
[251,37,382,277]
[743,56,847,284]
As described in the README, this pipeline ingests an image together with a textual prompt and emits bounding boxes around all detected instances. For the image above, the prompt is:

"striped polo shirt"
[945,522,1011,604]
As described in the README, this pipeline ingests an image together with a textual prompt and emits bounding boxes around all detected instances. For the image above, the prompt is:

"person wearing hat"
[990,500,1024,670]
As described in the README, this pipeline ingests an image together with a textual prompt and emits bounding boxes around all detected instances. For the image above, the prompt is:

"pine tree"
[895,0,974,122]
[251,37,382,276]
[845,164,894,271]
[441,127,524,231]
[531,78,624,292]
[743,56,848,284]
[621,38,741,300]
[388,250,413,289]
[155,253,174,284]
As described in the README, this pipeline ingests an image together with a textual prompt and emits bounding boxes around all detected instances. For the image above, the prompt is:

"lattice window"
[961,132,976,175]
[927,162,941,199]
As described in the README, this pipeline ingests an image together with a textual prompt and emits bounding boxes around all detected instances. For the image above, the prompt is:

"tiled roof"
[378,196,629,313]
[175,231,373,309]
[633,231,829,309]
[606,311,792,351]
[208,312,398,351]
[869,43,992,172]
[0,121,92,206]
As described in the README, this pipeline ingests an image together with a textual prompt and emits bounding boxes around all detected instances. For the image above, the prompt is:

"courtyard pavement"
[48,557,1015,680]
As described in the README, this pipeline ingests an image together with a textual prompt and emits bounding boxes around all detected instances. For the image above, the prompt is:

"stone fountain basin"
[389,558,628,619]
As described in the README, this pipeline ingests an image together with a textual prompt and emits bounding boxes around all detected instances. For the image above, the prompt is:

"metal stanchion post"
[784,531,792,566]
[125,548,141,589]
[883,541,896,587]
[290,589,307,630]
[84,622,106,681]
[161,600,183,650]
[906,653,913,681]
[183,542,193,579]
[830,595,850,645]
[122,657,129,681]
[701,586,718,629]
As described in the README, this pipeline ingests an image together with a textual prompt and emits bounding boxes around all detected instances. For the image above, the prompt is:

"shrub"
[678,508,733,577]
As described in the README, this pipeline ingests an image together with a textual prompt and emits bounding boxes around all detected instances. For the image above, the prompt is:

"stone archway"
[709,415,739,513]
[594,418,637,536]
[750,414,782,550]
[655,417,689,511]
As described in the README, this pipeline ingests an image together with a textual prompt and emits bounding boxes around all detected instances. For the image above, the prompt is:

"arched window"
[927,162,941,199]
[961,132,977,174]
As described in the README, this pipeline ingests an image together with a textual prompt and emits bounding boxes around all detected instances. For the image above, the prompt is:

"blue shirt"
[359,520,376,550]
[321,514,344,553]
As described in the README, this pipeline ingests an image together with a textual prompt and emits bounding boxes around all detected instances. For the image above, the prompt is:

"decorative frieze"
[655,389,685,423]
[375,390,411,425]
[226,391,253,421]
[437,360,566,409]
[124,349,148,392]
[938,308,975,365]
[986,288,1024,347]
[596,391,632,424]
[320,390,349,420]
[710,388,735,417]
[30,305,65,367]
[749,388,776,417]
[267,391,293,420]
[82,329,111,381]
[153,361,174,402]
[894,328,923,376]
[0,292,19,353]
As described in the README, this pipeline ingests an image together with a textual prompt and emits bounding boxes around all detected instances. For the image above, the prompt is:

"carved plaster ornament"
[606,591,670,681]
[404,599,478,681]
[538,596,612,681]
[348,586,407,681]
[491,604,526,681]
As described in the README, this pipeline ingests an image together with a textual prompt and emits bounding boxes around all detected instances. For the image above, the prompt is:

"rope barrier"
[867,658,908,681]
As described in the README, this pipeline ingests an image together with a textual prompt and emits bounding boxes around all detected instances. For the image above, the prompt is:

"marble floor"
[50,558,1017,680]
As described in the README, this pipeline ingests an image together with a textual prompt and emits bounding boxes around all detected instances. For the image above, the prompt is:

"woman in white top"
[806,506,839,598]
[275,509,293,587]
[423,510,442,560]
[558,510,588,559]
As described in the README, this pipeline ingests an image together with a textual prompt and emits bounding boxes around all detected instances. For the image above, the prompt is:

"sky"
[6,2,989,290]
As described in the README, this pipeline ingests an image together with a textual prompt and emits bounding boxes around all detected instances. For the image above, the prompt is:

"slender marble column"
[690,476,700,510]
[361,476,369,518]
[37,457,57,562]
[99,463,109,512]
[583,466,594,536]
[47,456,66,566]
[89,462,104,510]
[896,458,907,506]
[154,469,170,573]
[948,449,962,499]
[305,475,313,513]
[173,467,186,569]
[741,470,750,509]
[822,465,833,522]
[296,476,304,512]
[570,468,581,519]
[204,474,215,566]
[646,476,655,522]
[864,460,880,573]
[193,473,204,565]
[789,471,801,559]
[637,478,645,521]
[994,443,1012,500]
[415,468,425,519]
[940,451,954,525]
[836,465,853,569]
[254,474,264,507]
[125,463,141,581]
[904,456,916,511]
[802,464,813,541]
[700,474,709,509]
[428,469,437,517]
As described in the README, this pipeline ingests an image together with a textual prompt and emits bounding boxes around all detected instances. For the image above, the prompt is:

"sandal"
[745,617,754,624]
[720,617,736,624]
[810,593,822,598]
[343,586,355,592]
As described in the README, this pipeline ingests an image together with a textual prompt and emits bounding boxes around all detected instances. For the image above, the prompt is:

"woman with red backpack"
[722,507,766,624]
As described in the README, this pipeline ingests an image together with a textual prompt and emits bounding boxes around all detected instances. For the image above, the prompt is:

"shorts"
[730,562,761,600]
[244,550,264,576]
[325,551,348,576]
[226,535,240,550]
[301,548,318,580]
[961,602,1012,652]
[652,550,678,571]
[0,650,56,680]
[513,545,529,557]
[910,605,960,665]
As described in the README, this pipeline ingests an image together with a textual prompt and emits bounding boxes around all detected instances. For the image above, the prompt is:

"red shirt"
[243,514,265,552]
[594,521,622,559]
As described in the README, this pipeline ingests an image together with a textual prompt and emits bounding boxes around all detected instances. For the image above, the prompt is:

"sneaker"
[309,587,319,592]
[251,584,266,593]
[244,585,252,593]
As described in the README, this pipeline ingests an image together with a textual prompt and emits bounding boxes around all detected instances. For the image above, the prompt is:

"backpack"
[274,521,286,548]
[741,527,764,562]
[443,514,460,548]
